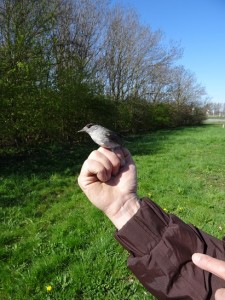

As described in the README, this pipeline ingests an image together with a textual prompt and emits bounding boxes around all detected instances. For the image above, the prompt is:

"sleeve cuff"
[115,198,170,256]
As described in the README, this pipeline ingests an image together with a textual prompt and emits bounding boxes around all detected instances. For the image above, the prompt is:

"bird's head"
[78,123,98,134]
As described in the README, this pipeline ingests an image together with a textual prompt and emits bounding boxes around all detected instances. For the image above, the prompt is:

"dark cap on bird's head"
[78,123,123,149]
[77,123,98,133]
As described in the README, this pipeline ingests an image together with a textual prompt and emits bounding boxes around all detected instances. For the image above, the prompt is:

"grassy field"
[1,124,225,299]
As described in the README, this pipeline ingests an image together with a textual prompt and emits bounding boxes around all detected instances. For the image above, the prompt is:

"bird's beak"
[77,128,84,133]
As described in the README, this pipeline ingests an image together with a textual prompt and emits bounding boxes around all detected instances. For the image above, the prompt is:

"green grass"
[1,124,225,299]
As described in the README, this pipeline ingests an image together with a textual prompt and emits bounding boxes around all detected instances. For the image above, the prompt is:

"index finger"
[98,147,126,166]
[192,253,225,280]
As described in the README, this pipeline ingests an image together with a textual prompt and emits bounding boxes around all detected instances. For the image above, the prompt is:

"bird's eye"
[86,123,94,128]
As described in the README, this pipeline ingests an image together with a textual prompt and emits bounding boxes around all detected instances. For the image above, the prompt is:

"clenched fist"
[78,147,140,229]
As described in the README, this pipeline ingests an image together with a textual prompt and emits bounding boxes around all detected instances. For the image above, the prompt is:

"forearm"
[115,198,225,300]
[106,195,140,230]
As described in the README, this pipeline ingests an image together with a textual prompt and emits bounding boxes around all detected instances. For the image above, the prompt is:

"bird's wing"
[105,130,124,145]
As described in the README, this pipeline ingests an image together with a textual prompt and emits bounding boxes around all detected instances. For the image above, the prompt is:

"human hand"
[78,147,140,229]
[192,253,225,300]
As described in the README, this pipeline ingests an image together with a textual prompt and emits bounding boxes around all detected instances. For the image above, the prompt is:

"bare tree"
[52,0,108,85]
[168,66,206,106]
[100,5,181,101]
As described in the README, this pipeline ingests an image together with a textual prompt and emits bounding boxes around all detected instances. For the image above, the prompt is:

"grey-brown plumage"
[78,123,123,149]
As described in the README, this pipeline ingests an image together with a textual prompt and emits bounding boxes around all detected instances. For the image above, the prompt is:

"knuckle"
[77,174,82,187]
[88,150,98,159]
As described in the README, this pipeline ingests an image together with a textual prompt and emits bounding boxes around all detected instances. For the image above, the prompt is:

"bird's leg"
[112,147,125,167]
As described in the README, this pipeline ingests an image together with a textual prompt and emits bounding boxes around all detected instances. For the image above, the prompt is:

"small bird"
[78,123,124,150]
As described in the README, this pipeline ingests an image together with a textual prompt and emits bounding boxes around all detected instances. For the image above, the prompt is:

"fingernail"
[192,253,201,263]
[215,289,225,298]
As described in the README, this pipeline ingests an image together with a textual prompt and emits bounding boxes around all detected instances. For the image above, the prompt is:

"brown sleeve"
[115,198,225,300]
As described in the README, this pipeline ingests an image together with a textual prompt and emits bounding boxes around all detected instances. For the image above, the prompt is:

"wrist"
[108,196,141,230]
